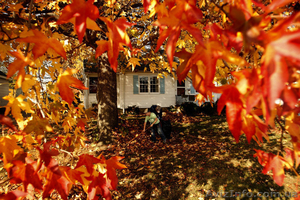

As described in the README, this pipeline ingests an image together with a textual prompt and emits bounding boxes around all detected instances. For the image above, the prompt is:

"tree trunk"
[96,54,118,144]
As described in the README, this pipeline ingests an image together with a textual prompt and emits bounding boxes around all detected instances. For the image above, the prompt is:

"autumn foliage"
[0,0,300,199]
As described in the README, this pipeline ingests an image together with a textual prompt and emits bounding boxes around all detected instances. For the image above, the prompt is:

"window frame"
[139,75,160,94]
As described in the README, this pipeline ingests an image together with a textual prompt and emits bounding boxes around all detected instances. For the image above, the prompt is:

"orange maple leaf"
[105,156,127,190]
[38,142,71,200]
[56,0,99,43]
[217,86,243,143]
[87,173,112,200]
[57,68,88,105]
[254,150,285,186]
[75,154,102,175]
[7,50,35,88]
[96,17,135,72]
[17,30,66,60]
[59,166,85,185]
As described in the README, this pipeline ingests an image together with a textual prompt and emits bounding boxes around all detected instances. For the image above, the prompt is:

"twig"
[57,148,74,158]
[275,117,287,152]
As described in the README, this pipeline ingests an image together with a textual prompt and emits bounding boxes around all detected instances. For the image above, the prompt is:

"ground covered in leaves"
[0,111,299,199]
[87,111,299,200]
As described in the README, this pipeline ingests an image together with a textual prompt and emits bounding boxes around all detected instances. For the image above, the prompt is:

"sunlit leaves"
[254,150,285,186]
[3,95,34,129]
[127,57,141,70]
[0,135,23,165]
[56,0,99,43]
[17,30,67,60]
[57,68,88,105]
[96,17,135,72]
[7,50,35,89]
[153,0,204,67]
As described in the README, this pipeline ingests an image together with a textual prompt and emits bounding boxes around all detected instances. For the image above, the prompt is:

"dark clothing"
[149,105,162,120]
[150,122,166,142]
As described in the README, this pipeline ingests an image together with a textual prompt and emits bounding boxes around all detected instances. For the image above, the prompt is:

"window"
[89,77,97,93]
[177,80,185,95]
[150,77,159,92]
[140,77,148,93]
[139,76,159,93]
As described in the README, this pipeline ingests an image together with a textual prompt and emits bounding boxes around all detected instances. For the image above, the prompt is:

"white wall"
[119,72,176,109]
[84,72,221,109]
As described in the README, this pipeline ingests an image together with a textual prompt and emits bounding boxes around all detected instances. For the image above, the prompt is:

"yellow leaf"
[3,95,34,129]
[0,135,24,164]
[23,116,53,135]
[0,43,11,61]
[21,75,36,93]
[127,57,141,71]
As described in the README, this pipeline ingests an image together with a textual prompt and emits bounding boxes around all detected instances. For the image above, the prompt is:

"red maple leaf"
[56,0,99,43]
[38,143,71,200]
[259,31,300,121]
[43,169,71,200]
[254,150,285,186]
[59,166,85,185]
[17,30,67,60]
[142,0,151,13]
[75,154,102,175]
[96,17,135,72]
[105,156,127,190]
[8,158,43,191]
[87,173,112,200]
[38,142,59,168]
[217,86,243,143]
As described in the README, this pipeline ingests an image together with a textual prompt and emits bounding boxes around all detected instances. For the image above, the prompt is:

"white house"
[82,64,221,110]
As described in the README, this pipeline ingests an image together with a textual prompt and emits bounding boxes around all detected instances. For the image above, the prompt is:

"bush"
[199,102,217,116]
[181,102,199,116]
[126,105,140,115]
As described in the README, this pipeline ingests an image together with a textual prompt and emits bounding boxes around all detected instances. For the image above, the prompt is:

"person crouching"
[143,108,166,143]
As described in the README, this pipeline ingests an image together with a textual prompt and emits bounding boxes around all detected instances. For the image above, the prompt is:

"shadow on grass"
[103,114,294,200]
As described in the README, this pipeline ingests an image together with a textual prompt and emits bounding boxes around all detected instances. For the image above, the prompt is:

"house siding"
[0,76,9,107]
[83,72,221,109]
[119,72,176,109]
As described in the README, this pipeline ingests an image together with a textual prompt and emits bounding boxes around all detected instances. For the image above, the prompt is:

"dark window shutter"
[133,75,139,94]
[190,83,196,94]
